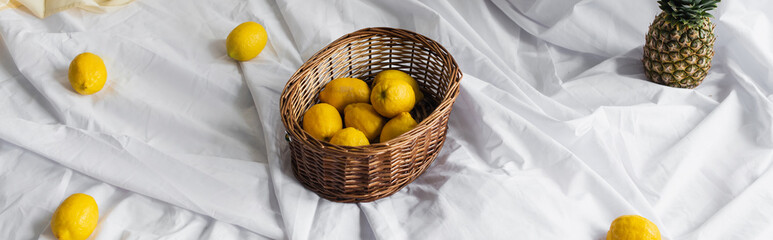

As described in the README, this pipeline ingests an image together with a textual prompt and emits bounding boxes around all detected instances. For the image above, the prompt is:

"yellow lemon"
[607,215,661,240]
[344,103,386,142]
[380,112,418,142]
[329,127,370,146]
[319,77,370,112]
[371,78,415,118]
[372,69,423,103]
[68,52,107,95]
[302,103,342,141]
[51,193,99,240]
[226,21,268,61]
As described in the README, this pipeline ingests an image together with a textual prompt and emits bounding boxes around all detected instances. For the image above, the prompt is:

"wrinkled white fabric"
[1,0,773,239]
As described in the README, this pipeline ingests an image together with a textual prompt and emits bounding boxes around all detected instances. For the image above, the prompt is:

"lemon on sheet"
[226,21,268,61]
[51,193,99,240]
[607,215,661,240]
[68,52,107,95]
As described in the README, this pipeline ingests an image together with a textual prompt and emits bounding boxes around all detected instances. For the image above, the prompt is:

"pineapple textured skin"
[643,12,716,89]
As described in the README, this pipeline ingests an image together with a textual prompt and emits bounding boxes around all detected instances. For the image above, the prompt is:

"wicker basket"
[280,27,462,202]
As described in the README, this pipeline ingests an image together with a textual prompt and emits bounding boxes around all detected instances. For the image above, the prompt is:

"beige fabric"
[0,1,24,12]
[3,0,134,18]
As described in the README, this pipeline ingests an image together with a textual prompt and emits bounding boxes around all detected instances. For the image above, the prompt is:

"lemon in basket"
[226,21,268,61]
[371,78,415,118]
[51,193,99,240]
[68,52,107,95]
[607,215,661,240]
[344,103,386,142]
[302,103,342,141]
[372,69,423,103]
[329,127,369,146]
[319,77,370,112]
[380,112,418,142]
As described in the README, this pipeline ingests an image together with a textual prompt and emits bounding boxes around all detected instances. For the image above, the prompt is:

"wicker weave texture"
[280,27,462,202]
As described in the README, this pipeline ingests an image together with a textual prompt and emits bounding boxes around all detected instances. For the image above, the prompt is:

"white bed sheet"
[1,0,773,239]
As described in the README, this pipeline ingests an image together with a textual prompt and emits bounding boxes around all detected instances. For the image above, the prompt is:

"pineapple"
[643,0,720,88]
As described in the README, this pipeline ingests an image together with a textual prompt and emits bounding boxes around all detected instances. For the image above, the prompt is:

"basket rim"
[280,27,462,153]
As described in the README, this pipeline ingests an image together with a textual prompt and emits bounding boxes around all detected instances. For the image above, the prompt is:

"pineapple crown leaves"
[658,0,720,26]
